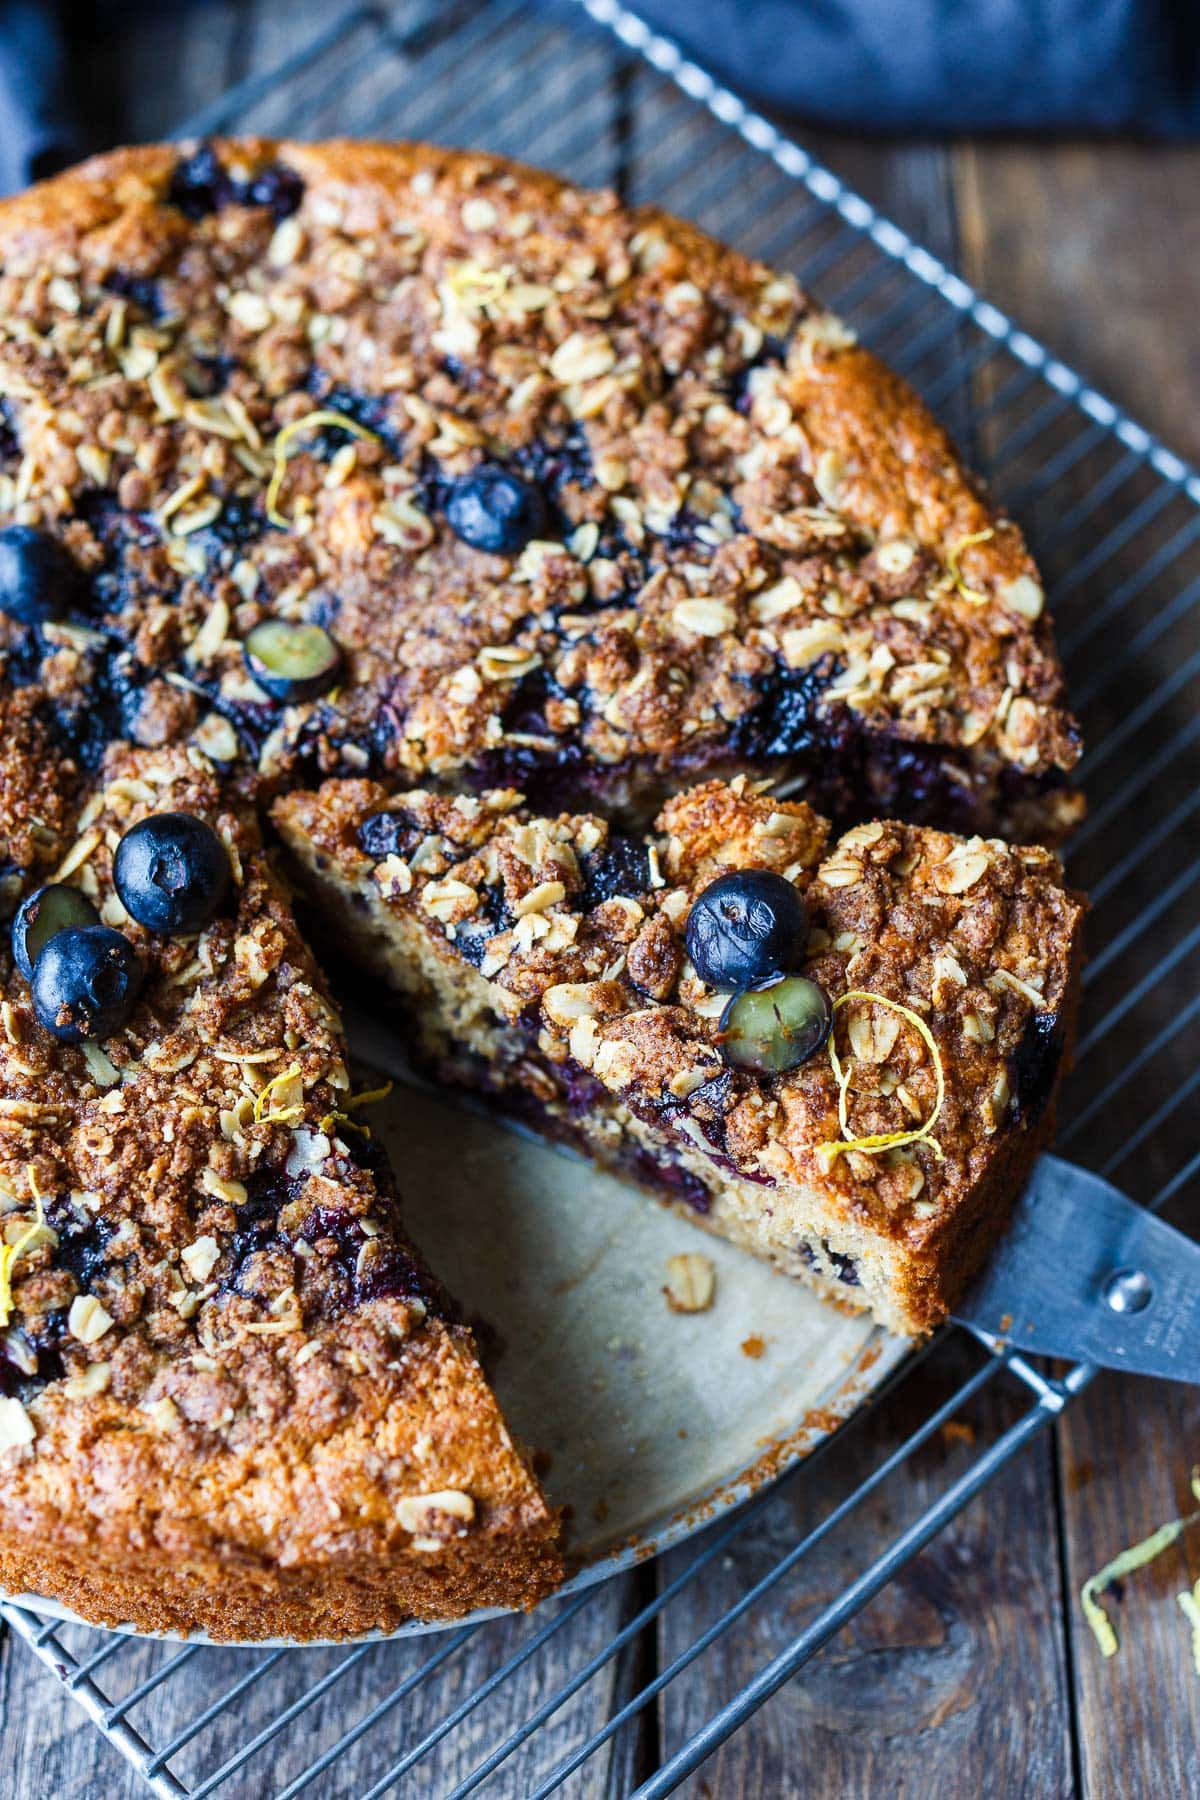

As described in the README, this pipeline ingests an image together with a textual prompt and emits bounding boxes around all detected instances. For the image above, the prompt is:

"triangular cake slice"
[0,744,560,1639]
[275,777,1086,1336]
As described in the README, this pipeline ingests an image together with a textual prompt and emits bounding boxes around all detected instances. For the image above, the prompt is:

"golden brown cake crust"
[0,137,1079,839]
[0,742,560,1639]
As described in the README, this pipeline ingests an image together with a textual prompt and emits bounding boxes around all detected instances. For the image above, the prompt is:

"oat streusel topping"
[0,139,1079,837]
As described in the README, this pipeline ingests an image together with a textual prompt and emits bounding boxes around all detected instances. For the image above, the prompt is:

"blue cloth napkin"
[0,0,1197,202]
[0,1,78,192]
[626,0,1200,135]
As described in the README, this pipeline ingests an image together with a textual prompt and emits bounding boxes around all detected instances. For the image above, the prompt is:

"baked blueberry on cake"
[276,777,1086,1336]
[0,136,1086,1633]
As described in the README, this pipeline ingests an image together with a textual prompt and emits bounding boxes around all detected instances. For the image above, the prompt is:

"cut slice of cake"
[0,139,1080,842]
[0,743,560,1640]
[275,777,1086,1337]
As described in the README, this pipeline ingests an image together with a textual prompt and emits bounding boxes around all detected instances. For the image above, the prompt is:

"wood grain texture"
[656,1341,1073,1800]
[956,142,1200,466]
[956,136,1200,1800]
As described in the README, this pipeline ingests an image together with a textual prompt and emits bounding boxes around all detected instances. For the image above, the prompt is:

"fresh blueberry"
[445,464,546,555]
[114,812,231,936]
[719,974,832,1075]
[101,270,164,319]
[244,618,342,703]
[11,884,100,981]
[31,926,142,1042]
[0,525,82,626]
[685,869,809,993]
[209,496,263,547]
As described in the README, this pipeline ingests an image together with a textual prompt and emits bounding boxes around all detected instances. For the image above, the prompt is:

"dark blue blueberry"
[167,148,304,223]
[797,1239,859,1286]
[0,398,21,462]
[660,507,709,554]
[294,1202,443,1313]
[454,924,493,969]
[209,495,263,547]
[686,870,809,993]
[45,1201,114,1290]
[513,426,594,499]
[357,809,420,861]
[244,163,304,220]
[561,1061,607,1116]
[167,145,234,219]
[1007,1007,1064,1126]
[627,1146,711,1214]
[728,332,789,410]
[579,834,651,909]
[189,352,238,397]
[31,926,142,1043]
[11,884,100,981]
[46,652,148,773]
[445,464,547,555]
[304,375,404,454]
[0,859,23,922]
[0,525,81,626]
[102,271,164,320]
[439,354,486,391]
[114,812,231,936]
[731,655,842,763]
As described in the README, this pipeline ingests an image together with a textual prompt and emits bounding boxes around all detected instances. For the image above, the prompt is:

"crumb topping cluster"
[0,139,1078,830]
[0,740,444,1453]
[278,774,1084,1246]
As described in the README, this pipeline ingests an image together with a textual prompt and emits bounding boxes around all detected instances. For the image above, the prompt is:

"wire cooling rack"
[5,1,1200,1793]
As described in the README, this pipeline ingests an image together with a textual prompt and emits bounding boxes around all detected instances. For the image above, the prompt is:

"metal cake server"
[952,1153,1200,1381]
[346,994,1197,1383]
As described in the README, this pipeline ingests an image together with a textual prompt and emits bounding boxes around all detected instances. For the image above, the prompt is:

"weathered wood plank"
[634,125,1072,1798]
[654,1337,1073,1799]
[956,142,1200,466]
[955,138,1200,1800]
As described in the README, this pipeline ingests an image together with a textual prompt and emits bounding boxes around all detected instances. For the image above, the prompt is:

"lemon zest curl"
[1082,1468,1200,1660]
[344,1079,393,1112]
[265,410,381,529]
[0,1170,46,1329]
[1177,1583,1200,1677]
[817,991,944,1164]
[253,1062,305,1126]
[946,526,995,606]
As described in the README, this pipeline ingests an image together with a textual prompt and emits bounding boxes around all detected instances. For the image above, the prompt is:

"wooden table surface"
[4,5,1200,1796]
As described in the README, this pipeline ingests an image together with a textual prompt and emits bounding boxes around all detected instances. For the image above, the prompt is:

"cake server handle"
[951,1153,1200,1382]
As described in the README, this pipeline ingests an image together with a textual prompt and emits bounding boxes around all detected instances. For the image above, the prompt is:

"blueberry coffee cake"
[0,136,1086,1634]
[275,777,1086,1336]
